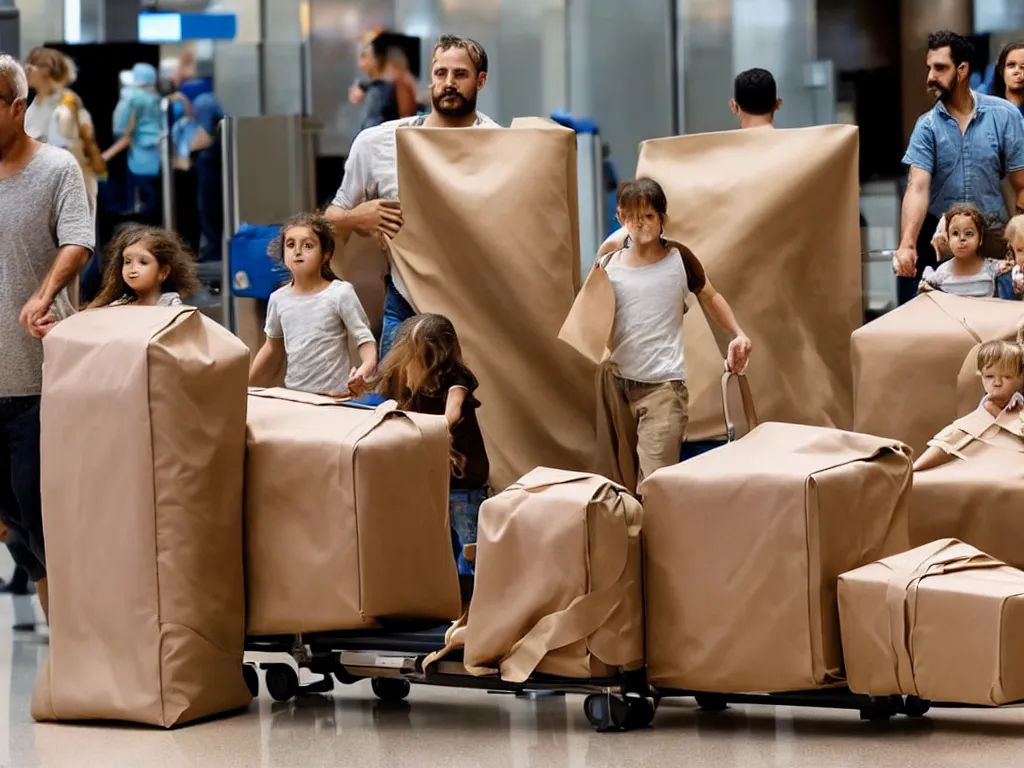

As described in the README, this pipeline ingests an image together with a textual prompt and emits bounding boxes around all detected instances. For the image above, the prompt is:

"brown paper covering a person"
[910,397,1024,569]
[244,389,461,635]
[642,423,912,693]
[32,307,251,727]
[331,233,389,339]
[838,539,1024,706]
[388,122,594,491]
[443,468,643,683]
[631,125,861,441]
[852,293,1024,457]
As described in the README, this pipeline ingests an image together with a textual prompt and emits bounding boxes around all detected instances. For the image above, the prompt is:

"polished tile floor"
[0,590,1021,767]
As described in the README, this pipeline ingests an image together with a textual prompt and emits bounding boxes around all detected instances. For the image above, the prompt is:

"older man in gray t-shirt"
[0,55,94,611]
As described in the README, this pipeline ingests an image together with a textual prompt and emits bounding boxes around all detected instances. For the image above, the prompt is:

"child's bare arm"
[697,280,752,374]
[249,337,286,387]
[444,386,468,429]
[913,446,954,472]
[347,341,378,396]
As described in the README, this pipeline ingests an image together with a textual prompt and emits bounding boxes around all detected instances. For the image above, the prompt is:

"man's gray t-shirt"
[1,145,94,396]
[264,280,376,394]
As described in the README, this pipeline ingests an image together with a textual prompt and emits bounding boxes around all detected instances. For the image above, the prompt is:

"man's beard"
[432,87,477,118]
[929,75,957,103]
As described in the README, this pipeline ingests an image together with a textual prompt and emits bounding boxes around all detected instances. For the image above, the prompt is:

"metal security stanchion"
[159,97,176,232]
[219,116,237,333]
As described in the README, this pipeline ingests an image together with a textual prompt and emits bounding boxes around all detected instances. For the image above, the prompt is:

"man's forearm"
[325,205,358,247]
[37,245,91,303]
[899,185,929,248]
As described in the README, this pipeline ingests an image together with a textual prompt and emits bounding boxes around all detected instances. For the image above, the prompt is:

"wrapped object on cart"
[33,307,252,727]
[642,373,913,694]
[839,539,1024,707]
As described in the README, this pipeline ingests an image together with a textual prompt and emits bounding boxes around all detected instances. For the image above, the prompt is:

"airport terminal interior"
[4,0,1024,765]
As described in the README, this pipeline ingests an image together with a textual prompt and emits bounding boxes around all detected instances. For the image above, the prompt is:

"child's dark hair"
[617,178,668,228]
[90,225,199,308]
[944,203,987,243]
[268,212,339,282]
[374,314,473,477]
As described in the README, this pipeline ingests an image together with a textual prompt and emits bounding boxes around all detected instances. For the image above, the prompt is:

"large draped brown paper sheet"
[244,389,461,634]
[642,423,912,693]
[390,122,594,490]
[839,539,1024,706]
[633,126,861,441]
[852,293,1024,457]
[33,307,252,727]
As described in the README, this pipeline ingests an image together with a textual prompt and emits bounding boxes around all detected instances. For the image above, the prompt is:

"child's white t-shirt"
[921,259,999,297]
[264,280,375,394]
[606,249,692,384]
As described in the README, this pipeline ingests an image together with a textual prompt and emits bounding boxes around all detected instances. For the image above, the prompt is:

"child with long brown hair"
[922,203,1013,297]
[90,224,199,308]
[374,313,489,590]
[249,212,377,396]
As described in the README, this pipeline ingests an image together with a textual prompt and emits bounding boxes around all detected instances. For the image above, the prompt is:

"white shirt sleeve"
[332,132,373,209]
[264,293,284,338]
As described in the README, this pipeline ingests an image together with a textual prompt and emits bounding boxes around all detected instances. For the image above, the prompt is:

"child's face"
[283,225,329,280]
[122,241,169,296]
[1010,237,1024,268]
[619,204,662,246]
[947,214,981,260]
[981,364,1022,405]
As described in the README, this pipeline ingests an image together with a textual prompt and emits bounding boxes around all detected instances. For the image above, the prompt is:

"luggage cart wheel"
[584,693,631,732]
[859,695,898,723]
[903,695,931,718]
[695,693,729,712]
[265,664,299,702]
[243,664,259,698]
[334,664,361,686]
[624,696,656,730]
[371,677,411,702]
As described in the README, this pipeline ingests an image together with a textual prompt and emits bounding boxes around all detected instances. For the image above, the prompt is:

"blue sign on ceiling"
[138,12,237,42]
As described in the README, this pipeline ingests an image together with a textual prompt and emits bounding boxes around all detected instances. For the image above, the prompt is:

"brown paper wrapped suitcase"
[910,404,1024,569]
[852,292,1024,458]
[244,389,461,635]
[643,412,913,693]
[838,539,1024,706]
[389,120,595,491]
[32,307,252,727]
[454,468,644,683]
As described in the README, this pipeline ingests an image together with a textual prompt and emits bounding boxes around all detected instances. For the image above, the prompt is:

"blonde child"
[999,214,1024,299]
[374,314,489,598]
[596,178,752,489]
[90,224,198,308]
[249,213,377,396]
[921,203,1012,297]
[914,338,1024,471]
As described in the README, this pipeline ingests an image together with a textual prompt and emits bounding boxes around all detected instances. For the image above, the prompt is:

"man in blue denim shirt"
[895,31,1024,305]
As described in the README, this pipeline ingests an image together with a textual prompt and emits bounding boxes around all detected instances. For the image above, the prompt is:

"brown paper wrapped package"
[628,125,862,441]
[838,539,1024,706]
[910,405,1024,569]
[244,389,461,635]
[459,469,644,683]
[642,423,912,693]
[32,307,251,727]
[389,121,594,490]
[852,293,1024,458]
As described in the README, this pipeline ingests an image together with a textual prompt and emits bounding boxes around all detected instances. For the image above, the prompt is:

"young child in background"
[921,204,1012,298]
[914,338,1024,471]
[374,313,489,600]
[596,178,752,490]
[89,224,199,308]
[250,213,377,396]
[998,214,1024,299]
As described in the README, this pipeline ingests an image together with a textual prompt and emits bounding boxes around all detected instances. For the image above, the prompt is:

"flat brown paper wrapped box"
[838,539,1024,706]
[910,405,1024,569]
[461,469,644,683]
[244,389,461,635]
[389,119,593,490]
[33,307,252,727]
[642,423,912,693]
[852,292,1024,457]
[625,125,862,441]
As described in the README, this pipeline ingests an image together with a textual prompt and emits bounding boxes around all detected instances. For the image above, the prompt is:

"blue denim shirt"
[113,86,163,177]
[902,91,1024,226]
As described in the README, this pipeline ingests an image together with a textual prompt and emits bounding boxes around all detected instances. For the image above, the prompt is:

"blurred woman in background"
[990,41,1024,114]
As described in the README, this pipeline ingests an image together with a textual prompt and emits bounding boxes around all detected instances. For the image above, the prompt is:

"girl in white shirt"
[596,178,752,487]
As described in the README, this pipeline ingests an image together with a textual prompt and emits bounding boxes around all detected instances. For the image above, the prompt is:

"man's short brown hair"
[432,34,488,75]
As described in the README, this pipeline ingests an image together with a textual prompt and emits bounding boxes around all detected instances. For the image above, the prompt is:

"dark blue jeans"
[380,275,417,361]
[0,398,45,581]
[449,487,488,576]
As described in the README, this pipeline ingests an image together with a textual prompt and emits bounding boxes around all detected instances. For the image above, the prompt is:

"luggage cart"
[243,625,656,732]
